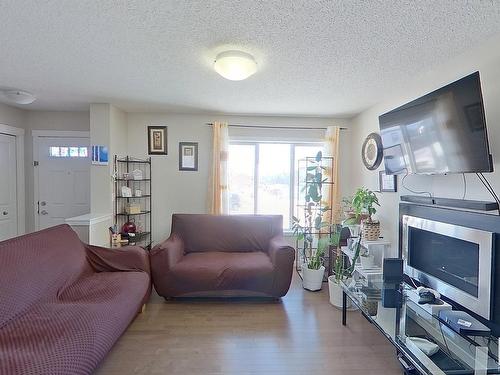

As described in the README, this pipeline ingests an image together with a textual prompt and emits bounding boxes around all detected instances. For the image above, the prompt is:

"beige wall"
[126,113,352,244]
[348,34,500,255]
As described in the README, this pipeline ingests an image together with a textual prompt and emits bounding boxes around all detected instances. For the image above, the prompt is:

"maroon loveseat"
[0,224,151,375]
[151,214,295,298]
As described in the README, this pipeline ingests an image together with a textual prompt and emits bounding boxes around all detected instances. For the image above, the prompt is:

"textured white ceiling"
[1,1,500,116]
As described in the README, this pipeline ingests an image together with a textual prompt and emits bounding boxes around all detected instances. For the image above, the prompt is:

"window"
[228,142,324,229]
[49,146,89,158]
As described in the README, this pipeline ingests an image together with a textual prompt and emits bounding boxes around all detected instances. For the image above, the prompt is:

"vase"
[328,276,353,308]
[302,266,325,291]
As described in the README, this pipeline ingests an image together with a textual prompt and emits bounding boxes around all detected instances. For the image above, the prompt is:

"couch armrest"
[85,244,150,274]
[150,234,185,272]
[268,236,295,297]
[150,235,185,298]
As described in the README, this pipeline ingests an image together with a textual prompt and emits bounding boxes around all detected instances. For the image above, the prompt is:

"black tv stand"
[400,195,499,211]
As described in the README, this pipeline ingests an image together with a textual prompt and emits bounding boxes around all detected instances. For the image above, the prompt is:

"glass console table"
[341,279,500,374]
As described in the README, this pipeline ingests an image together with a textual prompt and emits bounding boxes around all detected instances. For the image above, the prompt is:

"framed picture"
[91,145,109,165]
[179,142,198,171]
[147,126,168,155]
[379,170,397,192]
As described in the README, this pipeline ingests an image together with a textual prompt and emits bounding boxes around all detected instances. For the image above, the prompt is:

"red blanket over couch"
[0,224,151,375]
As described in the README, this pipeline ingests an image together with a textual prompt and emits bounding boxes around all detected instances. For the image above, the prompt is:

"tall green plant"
[292,151,330,270]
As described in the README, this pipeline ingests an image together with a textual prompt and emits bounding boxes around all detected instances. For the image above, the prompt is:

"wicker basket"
[362,221,380,241]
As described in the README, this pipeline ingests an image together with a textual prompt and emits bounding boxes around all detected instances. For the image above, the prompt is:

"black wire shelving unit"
[113,156,153,250]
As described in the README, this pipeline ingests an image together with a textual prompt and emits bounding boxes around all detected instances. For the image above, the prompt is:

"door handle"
[2,211,7,216]
[40,210,48,215]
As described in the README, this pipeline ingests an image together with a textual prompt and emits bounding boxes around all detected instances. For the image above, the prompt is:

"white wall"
[348,34,500,255]
[89,103,130,215]
[0,103,25,128]
[127,113,352,244]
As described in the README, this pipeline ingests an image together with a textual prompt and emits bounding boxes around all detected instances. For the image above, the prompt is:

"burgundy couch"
[151,214,295,298]
[0,224,151,375]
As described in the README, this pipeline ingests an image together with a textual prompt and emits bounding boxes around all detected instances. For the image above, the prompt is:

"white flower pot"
[360,255,375,269]
[328,276,353,308]
[302,266,325,291]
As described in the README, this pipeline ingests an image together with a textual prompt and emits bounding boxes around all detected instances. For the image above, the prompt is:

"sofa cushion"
[0,225,91,328]
[169,251,274,294]
[171,214,283,253]
[0,271,149,375]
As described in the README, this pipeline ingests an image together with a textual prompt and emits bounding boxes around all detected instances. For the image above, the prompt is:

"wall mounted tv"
[379,72,493,175]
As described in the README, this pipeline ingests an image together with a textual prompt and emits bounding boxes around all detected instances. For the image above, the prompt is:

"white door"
[37,137,90,230]
[0,134,18,240]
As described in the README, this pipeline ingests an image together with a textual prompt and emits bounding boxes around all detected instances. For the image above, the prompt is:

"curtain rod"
[205,123,347,131]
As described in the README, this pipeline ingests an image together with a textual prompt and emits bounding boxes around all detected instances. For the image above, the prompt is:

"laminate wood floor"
[96,273,402,374]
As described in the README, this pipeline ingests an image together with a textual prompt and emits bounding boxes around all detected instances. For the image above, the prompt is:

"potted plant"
[352,187,380,241]
[342,196,361,237]
[328,232,363,307]
[292,151,332,291]
[300,236,329,291]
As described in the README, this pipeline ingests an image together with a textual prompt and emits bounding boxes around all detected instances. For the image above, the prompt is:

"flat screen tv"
[379,72,493,175]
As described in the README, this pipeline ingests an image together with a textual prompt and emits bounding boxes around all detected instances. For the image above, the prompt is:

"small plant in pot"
[352,187,380,241]
[328,231,363,307]
[302,236,329,291]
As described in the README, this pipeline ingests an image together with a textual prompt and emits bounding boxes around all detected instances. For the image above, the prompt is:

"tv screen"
[379,72,493,175]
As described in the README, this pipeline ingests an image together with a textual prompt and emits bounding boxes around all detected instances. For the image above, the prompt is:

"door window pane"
[228,144,255,214]
[49,147,60,157]
[59,147,69,157]
[79,147,88,157]
[257,144,291,227]
[69,147,79,157]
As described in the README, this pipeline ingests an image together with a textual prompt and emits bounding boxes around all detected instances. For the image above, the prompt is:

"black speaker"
[382,284,402,308]
[383,258,403,283]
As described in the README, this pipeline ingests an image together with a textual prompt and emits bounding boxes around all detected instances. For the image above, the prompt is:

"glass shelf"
[116,211,151,216]
[116,158,151,164]
[115,178,151,182]
[116,195,151,199]
[341,280,500,374]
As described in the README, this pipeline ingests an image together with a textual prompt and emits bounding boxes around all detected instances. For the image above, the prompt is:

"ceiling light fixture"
[1,89,36,105]
[214,50,257,81]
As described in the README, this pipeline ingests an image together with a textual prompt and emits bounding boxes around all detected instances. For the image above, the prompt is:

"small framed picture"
[148,126,168,155]
[179,142,198,171]
[379,170,397,192]
[91,145,109,165]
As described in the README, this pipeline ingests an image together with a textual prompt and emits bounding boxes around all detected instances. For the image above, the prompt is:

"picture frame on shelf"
[379,170,397,192]
[179,142,198,171]
[147,126,168,155]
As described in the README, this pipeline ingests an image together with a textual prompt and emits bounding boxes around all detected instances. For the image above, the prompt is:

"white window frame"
[229,141,324,229]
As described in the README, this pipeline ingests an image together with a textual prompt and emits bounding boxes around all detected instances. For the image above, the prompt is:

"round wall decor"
[361,132,383,170]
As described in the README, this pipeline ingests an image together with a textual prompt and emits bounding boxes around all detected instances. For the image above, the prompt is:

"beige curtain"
[209,121,229,214]
[324,126,341,224]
